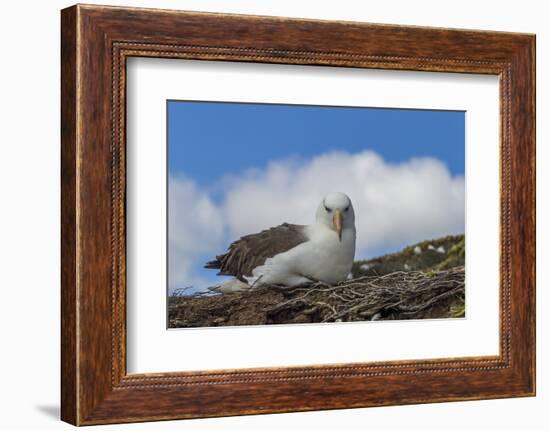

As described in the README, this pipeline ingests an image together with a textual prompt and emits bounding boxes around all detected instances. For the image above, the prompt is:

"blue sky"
[168,101,464,184]
[167,100,465,293]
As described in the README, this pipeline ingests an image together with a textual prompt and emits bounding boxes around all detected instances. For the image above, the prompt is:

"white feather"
[244,192,357,287]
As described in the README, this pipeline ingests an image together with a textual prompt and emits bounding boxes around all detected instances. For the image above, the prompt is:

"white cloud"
[168,176,224,291]
[168,150,465,291]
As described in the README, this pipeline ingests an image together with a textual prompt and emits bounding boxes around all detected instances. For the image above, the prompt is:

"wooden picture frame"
[61,4,535,425]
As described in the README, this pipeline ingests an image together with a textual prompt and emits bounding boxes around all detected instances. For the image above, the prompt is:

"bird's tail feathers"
[210,279,250,293]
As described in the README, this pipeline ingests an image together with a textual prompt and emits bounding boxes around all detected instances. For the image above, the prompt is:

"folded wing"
[204,223,308,282]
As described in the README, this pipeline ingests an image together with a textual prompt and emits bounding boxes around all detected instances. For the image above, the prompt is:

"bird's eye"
[324,205,331,212]
[344,206,350,212]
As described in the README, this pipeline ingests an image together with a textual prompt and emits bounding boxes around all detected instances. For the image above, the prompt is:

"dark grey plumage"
[204,223,308,282]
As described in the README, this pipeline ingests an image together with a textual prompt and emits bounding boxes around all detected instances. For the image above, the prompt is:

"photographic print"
[167,101,465,328]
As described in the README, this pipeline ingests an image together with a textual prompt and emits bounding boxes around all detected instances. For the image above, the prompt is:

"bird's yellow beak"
[333,208,343,242]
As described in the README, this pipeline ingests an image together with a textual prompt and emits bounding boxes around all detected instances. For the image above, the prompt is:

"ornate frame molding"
[61,5,535,425]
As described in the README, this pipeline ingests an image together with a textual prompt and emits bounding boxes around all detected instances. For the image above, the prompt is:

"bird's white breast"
[299,224,356,284]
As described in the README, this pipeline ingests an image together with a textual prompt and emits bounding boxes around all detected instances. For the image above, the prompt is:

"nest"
[266,266,465,323]
[168,266,465,328]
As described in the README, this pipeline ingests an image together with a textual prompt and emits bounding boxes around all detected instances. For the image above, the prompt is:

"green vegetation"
[436,237,465,270]
[449,296,466,318]
[352,234,464,277]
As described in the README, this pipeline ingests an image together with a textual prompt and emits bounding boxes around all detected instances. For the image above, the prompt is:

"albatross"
[205,192,356,292]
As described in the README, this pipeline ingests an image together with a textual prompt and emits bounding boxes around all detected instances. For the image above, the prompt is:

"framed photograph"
[61,4,535,425]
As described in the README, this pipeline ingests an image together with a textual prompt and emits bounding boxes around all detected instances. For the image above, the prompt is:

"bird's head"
[315,192,355,241]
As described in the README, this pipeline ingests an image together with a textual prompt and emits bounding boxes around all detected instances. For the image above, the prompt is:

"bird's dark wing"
[204,223,309,282]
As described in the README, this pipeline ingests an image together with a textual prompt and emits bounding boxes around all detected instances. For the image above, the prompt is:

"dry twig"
[265,266,465,322]
[168,266,465,327]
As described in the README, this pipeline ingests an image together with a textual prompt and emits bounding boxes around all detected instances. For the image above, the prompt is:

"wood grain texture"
[60,6,78,425]
[60,4,536,425]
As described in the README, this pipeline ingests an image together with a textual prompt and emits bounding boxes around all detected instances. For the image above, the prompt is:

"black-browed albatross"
[205,192,356,292]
